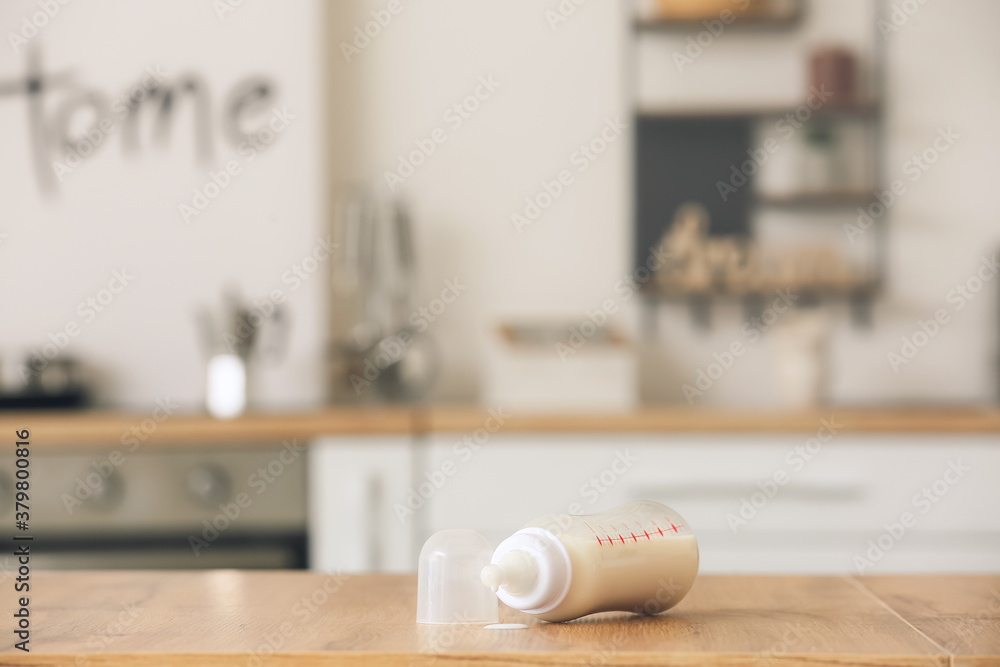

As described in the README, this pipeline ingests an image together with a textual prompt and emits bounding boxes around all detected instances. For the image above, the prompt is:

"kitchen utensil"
[329,188,438,402]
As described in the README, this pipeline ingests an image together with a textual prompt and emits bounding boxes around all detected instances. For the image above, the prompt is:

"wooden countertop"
[0,407,415,449]
[4,572,997,666]
[423,405,1000,434]
[3,406,1000,448]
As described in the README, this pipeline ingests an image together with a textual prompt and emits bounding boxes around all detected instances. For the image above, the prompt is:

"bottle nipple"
[480,564,504,593]
[480,549,538,595]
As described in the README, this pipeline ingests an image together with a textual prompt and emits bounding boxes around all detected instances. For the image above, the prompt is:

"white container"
[481,501,699,622]
[206,353,247,419]
[768,310,830,409]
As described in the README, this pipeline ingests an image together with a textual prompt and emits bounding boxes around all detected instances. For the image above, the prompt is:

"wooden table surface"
[2,572,997,666]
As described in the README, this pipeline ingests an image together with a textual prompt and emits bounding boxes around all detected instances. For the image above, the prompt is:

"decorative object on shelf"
[801,119,848,193]
[655,203,713,292]
[809,46,858,107]
[631,3,884,329]
[654,202,860,296]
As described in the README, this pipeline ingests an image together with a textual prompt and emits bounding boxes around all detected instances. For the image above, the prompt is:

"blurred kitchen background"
[0,0,998,574]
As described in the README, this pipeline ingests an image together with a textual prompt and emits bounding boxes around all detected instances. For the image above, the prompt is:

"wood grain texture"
[5,406,1000,449]
[424,405,1000,435]
[0,407,415,449]
[0,572,977,666]
[855,575,1000,667]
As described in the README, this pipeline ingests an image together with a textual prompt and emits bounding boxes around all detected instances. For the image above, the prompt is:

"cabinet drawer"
[621,435,1000,535]
[417,433,1000,574]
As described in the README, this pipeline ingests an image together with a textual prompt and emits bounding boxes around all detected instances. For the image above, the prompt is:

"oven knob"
[185,464,231,507]
[86,472,123,512]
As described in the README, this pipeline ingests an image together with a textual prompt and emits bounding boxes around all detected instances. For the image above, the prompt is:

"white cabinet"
[307,431,1000,574]
[417,433,1000,574]
[308,436,413,573]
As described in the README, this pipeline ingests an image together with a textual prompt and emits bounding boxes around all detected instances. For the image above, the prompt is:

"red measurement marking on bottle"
[630,533,638,542]
[596,536,603,545]
[606,535,614,545]
[617,534,625,544]
[657,527,664,536]
[643,530,650,540]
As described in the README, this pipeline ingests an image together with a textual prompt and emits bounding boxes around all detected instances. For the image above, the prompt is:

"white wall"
[846,0,1000,404]
[3,0,997,410]
[332,0,1000,407]
[0,0,325,409]
[328,0,631,401]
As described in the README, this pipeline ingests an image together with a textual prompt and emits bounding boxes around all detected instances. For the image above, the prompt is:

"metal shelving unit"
[631,0,888,328]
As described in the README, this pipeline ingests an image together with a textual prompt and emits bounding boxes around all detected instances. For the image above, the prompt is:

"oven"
[0,446,307,570]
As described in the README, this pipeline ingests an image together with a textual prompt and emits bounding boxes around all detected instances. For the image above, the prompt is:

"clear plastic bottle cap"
[416,529,498,625]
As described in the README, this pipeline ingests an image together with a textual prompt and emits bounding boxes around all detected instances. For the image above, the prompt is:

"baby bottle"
[480,500,699,622]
